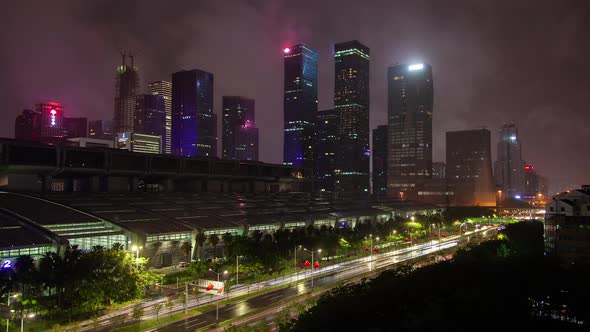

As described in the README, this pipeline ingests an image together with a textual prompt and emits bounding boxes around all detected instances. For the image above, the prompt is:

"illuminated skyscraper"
[171,69,216,157]
[35,101,65,139]
[315,110,339,192]
[387,63,433,197]
[114,54,140,133]
[494,123,526,197]
[147,80,172,154]
[372,125,388,196]
[135,94,166,151]
[283,44,318,178]
[222,96,258,161]
[334,40,370,192]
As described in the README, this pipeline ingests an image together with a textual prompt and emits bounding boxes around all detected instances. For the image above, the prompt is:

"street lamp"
[293,245,301,283]
[209,269,228,321]
[303,248,321,289]
[236,255,242,285]
[131,245,143,269]
[20,313,34,332]
[365,234,379,271]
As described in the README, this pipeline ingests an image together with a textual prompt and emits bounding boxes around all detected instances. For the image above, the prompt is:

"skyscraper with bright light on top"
[283,44,318,178]
[222,96,258,161]
[494,123,526,197]
[387,63,433,198]
[114,53,139,133]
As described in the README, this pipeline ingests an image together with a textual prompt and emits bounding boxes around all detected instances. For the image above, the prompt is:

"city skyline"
[1,1,589,192]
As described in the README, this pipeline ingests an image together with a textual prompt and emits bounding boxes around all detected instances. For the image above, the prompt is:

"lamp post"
[303,248,321,289]
[365,234,379,271]
[131,245,142,269]
[20,313,34,332]
[209,269,228,321]
[293,245,301,283]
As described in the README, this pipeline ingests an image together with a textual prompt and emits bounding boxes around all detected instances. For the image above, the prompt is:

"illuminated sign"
[510,136,517,141]
[50,109,56,126]
[408,63,424,71]
[1,260,11,270]
[197,279,225,296]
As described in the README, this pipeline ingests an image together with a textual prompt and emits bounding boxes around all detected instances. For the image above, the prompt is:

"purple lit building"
[222,96,258,161]
[283,44,318,178]
[171,69,217,157]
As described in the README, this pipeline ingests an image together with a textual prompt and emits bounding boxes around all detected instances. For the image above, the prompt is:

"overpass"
[0,138,303,193]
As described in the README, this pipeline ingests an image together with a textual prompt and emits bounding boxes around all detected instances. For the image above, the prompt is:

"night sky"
[1,0,589,192]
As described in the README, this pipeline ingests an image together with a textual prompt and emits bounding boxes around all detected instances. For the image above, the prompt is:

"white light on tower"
[408,63,424,71]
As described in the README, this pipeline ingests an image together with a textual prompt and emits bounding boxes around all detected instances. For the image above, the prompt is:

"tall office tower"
[446,129,495,206]
[135,94,166,152]
[333,40,370,192]
[283,44,318,178]
[63,117,88,138]
[171,69,216,157]
[372,125,388,197]
[14,109,41,140]
[494,123,526,198]
[88,120,114,140]
[432,162,446,179]
[147,80,172,154]
[222,96,258,161]
[35,102,65,139]
[315,110,339,192]
[114,53,140,133]
[387,63,433,198]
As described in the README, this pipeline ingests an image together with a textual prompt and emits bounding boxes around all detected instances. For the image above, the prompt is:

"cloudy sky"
[1,0,589,192]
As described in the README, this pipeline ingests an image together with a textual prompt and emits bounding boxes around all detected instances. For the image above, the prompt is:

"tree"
[153,302,163,321]
[132,304,144,321]
[222,232,234,257]
[166,299,175,313]
[180,241,192,262]
[196,233,207,260]
[209,234,220,257]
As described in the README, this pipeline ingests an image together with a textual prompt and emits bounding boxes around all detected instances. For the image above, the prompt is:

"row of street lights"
[5,292,34,332]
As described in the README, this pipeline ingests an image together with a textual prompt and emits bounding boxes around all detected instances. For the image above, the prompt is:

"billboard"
[197,279,225,296]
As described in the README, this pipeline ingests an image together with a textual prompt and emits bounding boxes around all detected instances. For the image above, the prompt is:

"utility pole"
[184,282,188,314]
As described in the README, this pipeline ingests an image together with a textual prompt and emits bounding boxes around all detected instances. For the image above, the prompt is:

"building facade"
[222,96,258,161]
[63,117,88,138]
[116,132,162,154]
[171,69,217,157]
[494,123,526,198]
[545,186,590,263]
[114,55,140,134]
[283,44,318,179]
[432,162,446,179]
[446,129,495,206]
[387,63,433,198]
[135,94,166,152]
[88,120,114,140]
[14,109,41,140]
[35,102,65,139]
[333,40,370,193]
[147,80,172,154]
[372,125,388,197]
[316,110,339,192]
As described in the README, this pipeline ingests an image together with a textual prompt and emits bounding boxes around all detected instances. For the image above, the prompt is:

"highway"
[80,227,495,331]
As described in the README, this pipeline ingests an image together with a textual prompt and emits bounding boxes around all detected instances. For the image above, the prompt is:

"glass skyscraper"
[171,69,217,157]
[222,96,258,161]
[494,123,526,197]
[387,63,433,197]
[283,44,318,178]
[372,125,388,197]
[114,54,139,134]
[135,94,166,151]
[147,81,172,154]
[334,40,370,193]
[315,110,339,192]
